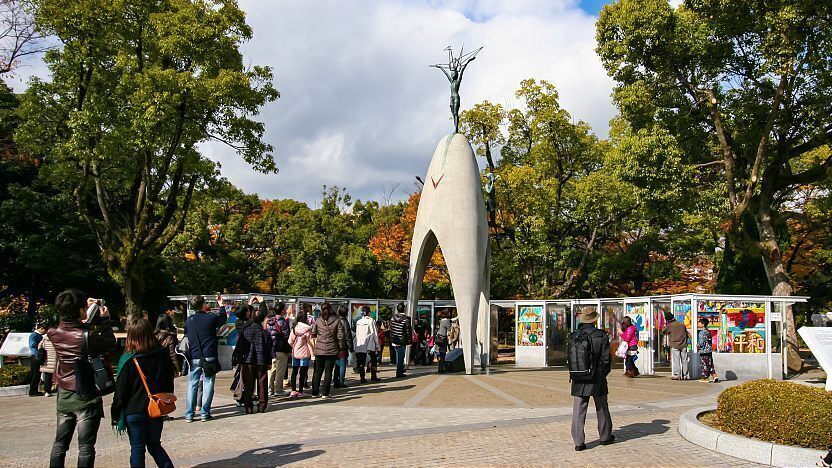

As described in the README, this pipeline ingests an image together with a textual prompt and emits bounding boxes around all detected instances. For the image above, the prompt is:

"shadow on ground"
[614,419,671,443]
[193,443,324,467]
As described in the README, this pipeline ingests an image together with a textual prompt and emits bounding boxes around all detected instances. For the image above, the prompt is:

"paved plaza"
[0,365,755,467]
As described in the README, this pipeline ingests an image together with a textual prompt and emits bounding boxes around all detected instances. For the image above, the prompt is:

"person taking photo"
[48,290,117,468]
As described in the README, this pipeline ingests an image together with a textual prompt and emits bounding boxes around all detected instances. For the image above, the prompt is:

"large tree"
[17,0,278,317]
[597,0,832,370]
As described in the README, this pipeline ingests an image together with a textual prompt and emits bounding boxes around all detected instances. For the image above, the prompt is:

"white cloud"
[11,0,618,204]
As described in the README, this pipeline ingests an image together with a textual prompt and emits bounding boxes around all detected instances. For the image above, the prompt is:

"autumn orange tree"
[369,192,451,298]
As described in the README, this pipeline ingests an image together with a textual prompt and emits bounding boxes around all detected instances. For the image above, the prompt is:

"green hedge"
[0,365,31,387]
[717,379,832,450]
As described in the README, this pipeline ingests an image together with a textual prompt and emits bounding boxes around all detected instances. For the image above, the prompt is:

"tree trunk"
[755,206,802,373]
[123,272,144,322]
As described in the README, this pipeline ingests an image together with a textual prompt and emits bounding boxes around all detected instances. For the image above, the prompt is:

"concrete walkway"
[0,365,755,467]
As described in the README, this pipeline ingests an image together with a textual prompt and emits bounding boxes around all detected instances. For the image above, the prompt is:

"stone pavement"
[0,365,755,467]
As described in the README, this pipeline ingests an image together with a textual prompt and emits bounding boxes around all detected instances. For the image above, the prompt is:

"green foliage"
[717,379,832,450]
[0,81,118,311]
[0,365,30,387]
[0,310,34,333]
[596,0,832,300]
[16,0,278,316]
[164,185,391,299]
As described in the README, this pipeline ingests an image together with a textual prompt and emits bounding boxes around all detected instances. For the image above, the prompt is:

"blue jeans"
[335,356,347,384]
[392,344,407,376]
[126,413,173,468]
[185,358,216,420]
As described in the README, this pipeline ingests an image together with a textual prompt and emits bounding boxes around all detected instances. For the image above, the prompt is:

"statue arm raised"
[430,64,452,81]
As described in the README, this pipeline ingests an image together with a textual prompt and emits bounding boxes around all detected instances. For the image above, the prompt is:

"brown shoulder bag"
[133,358,177,418]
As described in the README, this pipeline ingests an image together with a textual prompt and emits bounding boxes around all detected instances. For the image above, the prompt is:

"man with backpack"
[388,303,412,378]
[568,307,614,451]
[266,302,292,396]
[48,289,117,467]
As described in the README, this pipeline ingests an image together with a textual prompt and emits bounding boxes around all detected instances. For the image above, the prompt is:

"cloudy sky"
[9,0,663,205]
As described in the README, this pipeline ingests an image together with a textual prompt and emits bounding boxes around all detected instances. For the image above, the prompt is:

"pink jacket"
[621,325,638,347]
[289,321,314,359]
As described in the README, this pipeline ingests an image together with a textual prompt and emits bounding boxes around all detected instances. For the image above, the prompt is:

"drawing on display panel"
[216,303,238,346]
[517,305,544,347]
[697,301,765,353]
[350,303,379,326]
[626,303,649,346]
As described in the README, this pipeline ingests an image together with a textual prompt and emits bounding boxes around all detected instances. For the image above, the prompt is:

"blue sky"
[579,0,613,15]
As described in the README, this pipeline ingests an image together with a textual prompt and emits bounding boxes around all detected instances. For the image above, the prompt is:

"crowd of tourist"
[28,291,448,467]
[24,291,755,466]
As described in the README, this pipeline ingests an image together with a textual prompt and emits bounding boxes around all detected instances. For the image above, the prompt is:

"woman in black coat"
[112,319,175,468]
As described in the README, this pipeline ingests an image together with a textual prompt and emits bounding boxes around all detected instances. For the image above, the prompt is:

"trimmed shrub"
[0,365,30,387]
[717,379,832,450]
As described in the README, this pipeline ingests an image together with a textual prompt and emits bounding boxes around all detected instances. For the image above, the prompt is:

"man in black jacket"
[389,303,412,378]
[183,295,225,423]
[570,307,614,451]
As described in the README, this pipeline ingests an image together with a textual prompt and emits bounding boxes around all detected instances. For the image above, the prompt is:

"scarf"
[114,350,137,435]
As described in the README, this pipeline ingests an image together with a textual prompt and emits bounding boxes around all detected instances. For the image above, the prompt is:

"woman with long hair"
[310,303,346,399]
[289,306,314,397]
[112,319,175,468]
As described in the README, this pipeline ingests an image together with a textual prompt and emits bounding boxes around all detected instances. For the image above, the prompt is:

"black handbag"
[36,347,47,366]
[201,359,221,377]
[74,331,115,398]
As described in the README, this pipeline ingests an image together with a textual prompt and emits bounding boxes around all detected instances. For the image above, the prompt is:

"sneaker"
[289,391,300,398]
[185,417,194,423]
[711,378,720,383]
[45,393,55,397]
[320,395,330,400]
[201,415,213,422]
[575,444,586,451]
[234,400,243,407]
[699,378,710,383]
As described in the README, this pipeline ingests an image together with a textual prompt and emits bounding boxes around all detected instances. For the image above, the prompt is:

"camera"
[85,298,106,323]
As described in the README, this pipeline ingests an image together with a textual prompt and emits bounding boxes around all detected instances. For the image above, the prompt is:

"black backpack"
[567,330,595,382]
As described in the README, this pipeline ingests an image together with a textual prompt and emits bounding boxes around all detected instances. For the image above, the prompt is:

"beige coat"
[39,335,57,374]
